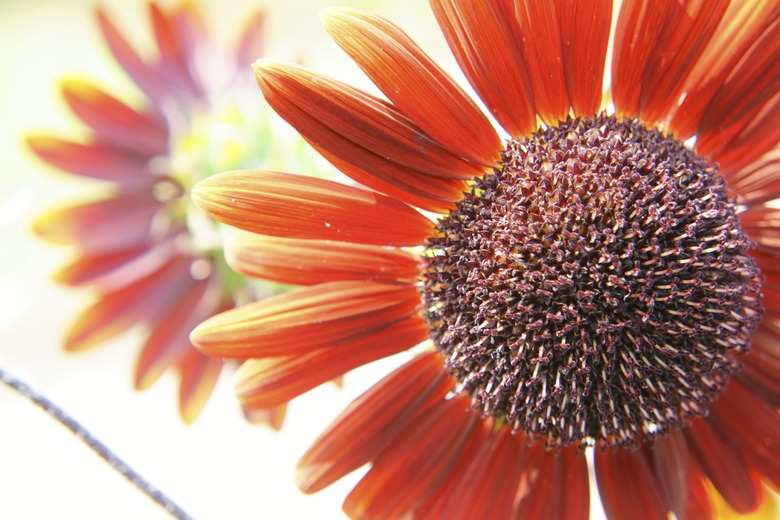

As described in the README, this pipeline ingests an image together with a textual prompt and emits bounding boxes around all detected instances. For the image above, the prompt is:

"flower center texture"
[419,114,764,450]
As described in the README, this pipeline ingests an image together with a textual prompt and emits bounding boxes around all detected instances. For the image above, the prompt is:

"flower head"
[28,2,294,426]
[193,1,780,517]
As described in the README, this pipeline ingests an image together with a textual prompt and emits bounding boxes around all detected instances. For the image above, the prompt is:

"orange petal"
[192,170,434,246]
[611,0,678,118]
[60,78,168,156]
[342,395,476,520]
[321,8,501,167]
[255,61,472,212]
[227,233,420,285]
[296,352,453,494]
[685,417,762,514]
[667,2,780,138]
[33,194,161,252]
[191,280,420,358]
[429,0,536,137]
[177,346,223,424]
[635,0,730,126]
[558,0,612,117]
[512,0,572,124]
[26,135,158,185]
[64,255,193,351]
[595,448,668,520]
[234,315,429,409]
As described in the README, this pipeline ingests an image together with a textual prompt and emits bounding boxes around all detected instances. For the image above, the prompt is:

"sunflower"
[27,2,294,426]
[192,1,780,518]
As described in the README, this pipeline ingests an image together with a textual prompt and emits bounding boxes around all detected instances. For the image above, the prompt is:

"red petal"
[227,233,420,285]
[321,8,501,167]
[192,170,434,246]
[611,0,678,118]
[234,315,429,409]
[342,395,476,520]
[695,18,780,155]
[595,448,669,520]
[255,61,472,212]
[415,424,522,520]
[26,136,158,185]
[651,430,696,519]
[64,255,194,351]
[52,244,151,287]
[33,194,162,252]
[177,346,223,424]
[512,0,571,124]
[296,352,453,494]
[726,146,780,206]
[558,0,613,117]
[713,382,780,492]
[430,0,537,137]
[667,2,780,138]
[515,444,590,520]
[60,79,168,156]
[635,0,730,126]
[191,280,421,358]
[685,416,762,514]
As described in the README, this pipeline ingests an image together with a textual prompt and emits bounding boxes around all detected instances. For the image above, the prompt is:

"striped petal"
[429,0,537,137]
[255,61,473,212]
[595,448,669,520]
[511,0,571,124]
[26,136,158,185]
[321,8,501,167]
[612,0,679,118]
[60,78,168,156]
[668,1,780,138]
[635,0,730,126]
[296,352,453,494]
[515,444,590,520]
[192,170,434,246]
[227,233,420,285]
[558,0,612,117]
[234,315,428,409]
[191,280,420,358]
[686,417,762,514]
[343,395,476,520]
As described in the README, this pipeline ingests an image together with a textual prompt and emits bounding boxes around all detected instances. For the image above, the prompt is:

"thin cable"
[0,367,194,520]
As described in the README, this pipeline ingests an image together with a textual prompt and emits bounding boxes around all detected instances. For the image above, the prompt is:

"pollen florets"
[420,114,763,450]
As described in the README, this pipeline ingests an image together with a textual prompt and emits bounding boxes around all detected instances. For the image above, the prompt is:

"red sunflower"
[192,1,780,518]
[27,2,289,426]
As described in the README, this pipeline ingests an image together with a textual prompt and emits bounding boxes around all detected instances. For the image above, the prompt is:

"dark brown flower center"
[419,114,763,450]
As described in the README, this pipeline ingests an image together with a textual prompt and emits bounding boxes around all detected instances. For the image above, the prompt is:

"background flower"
[0,0,429,518]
